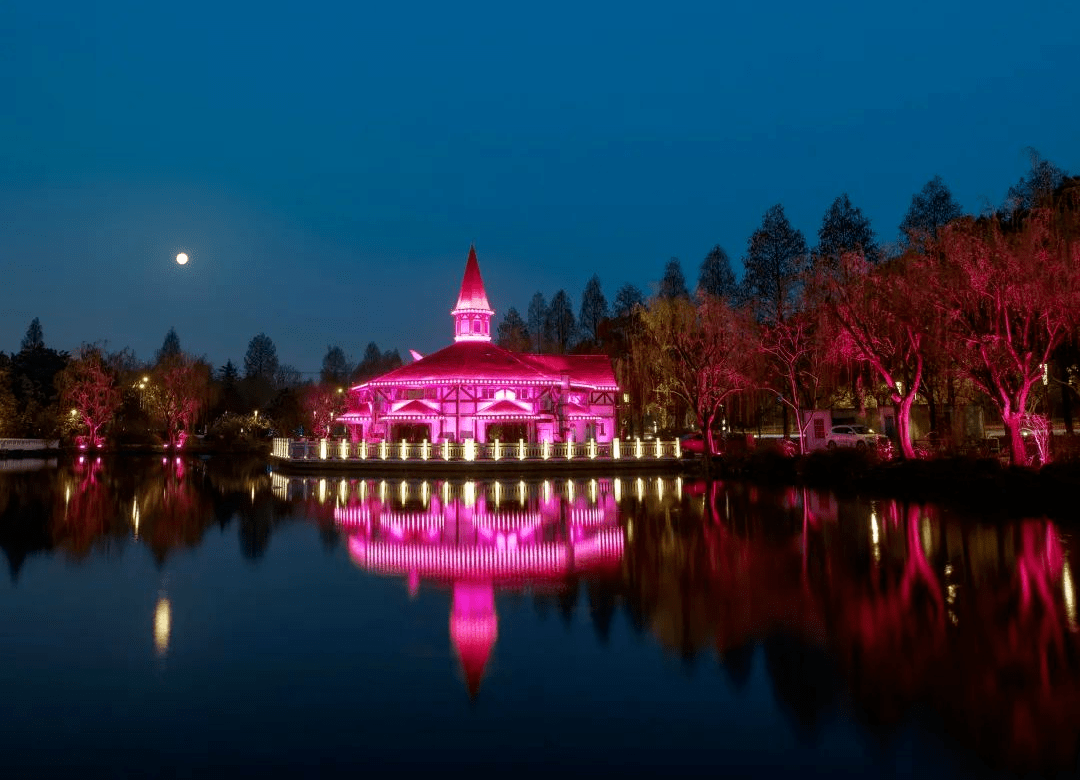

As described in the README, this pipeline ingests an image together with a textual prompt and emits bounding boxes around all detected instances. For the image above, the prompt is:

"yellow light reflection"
[614,478,622,503]
[154,595,171,657]
[1064,561,1077,630]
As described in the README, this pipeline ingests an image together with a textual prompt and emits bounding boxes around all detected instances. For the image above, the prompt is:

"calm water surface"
[1,455,1078,778]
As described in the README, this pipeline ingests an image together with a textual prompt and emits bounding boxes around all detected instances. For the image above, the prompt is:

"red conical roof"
[452,245,493,314]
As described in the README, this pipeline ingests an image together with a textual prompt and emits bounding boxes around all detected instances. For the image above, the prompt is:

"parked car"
[824,424,887,451]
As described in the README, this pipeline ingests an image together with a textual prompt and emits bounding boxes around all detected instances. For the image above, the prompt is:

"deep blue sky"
[2,1,1076,374]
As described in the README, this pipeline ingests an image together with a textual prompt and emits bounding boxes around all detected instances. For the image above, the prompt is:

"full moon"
[176,252,189,265]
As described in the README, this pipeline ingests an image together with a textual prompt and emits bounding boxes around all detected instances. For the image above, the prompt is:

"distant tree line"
[0,318,402,448]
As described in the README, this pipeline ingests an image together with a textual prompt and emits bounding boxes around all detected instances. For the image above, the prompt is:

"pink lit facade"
[339,247,619,446]
[336,477,624,697]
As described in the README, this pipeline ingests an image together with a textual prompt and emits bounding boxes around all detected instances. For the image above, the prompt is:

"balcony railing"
[272,437,681,463]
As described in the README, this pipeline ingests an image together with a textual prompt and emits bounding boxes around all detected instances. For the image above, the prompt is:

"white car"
[825,424,885,450]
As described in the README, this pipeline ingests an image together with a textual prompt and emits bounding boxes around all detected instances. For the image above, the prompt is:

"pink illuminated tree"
[819,252,930,459]
[757,308,835,453]
[305,383,348,438]
[56,345,122,447]
[148,354,211,448]
[638,294,755,458]
[932,200,1080,465]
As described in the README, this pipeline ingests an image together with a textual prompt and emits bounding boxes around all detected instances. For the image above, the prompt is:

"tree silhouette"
[496,307,531,352]
[244,333,279,381]
[658,257,689,299]
[527,292,547,352]
[741,204,808,323]
[698,245,738,300]
[1003,149,1067,216]
[544,290,576,354]
[21,318,44,352]
[899,175,963,250]
[156,327,182,363]
[578,275,609,343]
[612,284,644,318]
[320,345,350,385]
[815,194,879,267]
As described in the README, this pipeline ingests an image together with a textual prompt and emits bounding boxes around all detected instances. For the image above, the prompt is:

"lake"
[1,455,1077,778]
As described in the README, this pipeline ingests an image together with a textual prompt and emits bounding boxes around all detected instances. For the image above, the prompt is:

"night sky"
[3,1,1077,374]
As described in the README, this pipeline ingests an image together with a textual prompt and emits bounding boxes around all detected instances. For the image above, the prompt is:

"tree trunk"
[1060,353,1074,435]
[897,391,916,460]
[1003,412,1028,466]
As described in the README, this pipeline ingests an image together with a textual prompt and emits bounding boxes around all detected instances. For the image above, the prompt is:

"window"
[472,319,481,333]
[481,388,495,400]
[519,388,530,400]
[407,389,424,400]
[814,419,825,438]
[424,387,438,400]
[495,389,516,401]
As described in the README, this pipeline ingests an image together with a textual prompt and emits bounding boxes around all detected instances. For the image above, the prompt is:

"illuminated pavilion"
[339,247,619,446]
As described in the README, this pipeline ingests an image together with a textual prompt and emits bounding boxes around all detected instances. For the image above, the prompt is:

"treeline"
[0,321,402,447]
[498,154,1074,358]
[583,156,1078,466]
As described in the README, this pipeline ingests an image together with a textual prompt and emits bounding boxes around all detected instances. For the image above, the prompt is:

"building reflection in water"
[279,475,625,698]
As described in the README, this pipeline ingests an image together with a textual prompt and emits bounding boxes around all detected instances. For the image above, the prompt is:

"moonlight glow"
[175,252,189,265]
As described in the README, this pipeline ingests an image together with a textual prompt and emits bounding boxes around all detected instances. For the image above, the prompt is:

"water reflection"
[3,459,1080,773]
[280,474,624,697]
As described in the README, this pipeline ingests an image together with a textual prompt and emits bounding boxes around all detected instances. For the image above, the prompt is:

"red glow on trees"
[148,355,211,449]
[305,383,347,438]
[932,203,1080,465]
[819,252,929,459]
[56,345,122,448]
[638,294,755,457]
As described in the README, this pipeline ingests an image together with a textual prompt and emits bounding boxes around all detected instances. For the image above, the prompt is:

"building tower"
[451,246,494,342]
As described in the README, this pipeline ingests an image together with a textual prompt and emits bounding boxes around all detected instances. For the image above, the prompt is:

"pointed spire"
[452,245,494,342]
[453,245,493,314]
[449,581,498,700]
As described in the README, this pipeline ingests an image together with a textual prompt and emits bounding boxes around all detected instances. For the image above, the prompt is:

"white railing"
[272,437,681,463]
[0,438,60,451]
